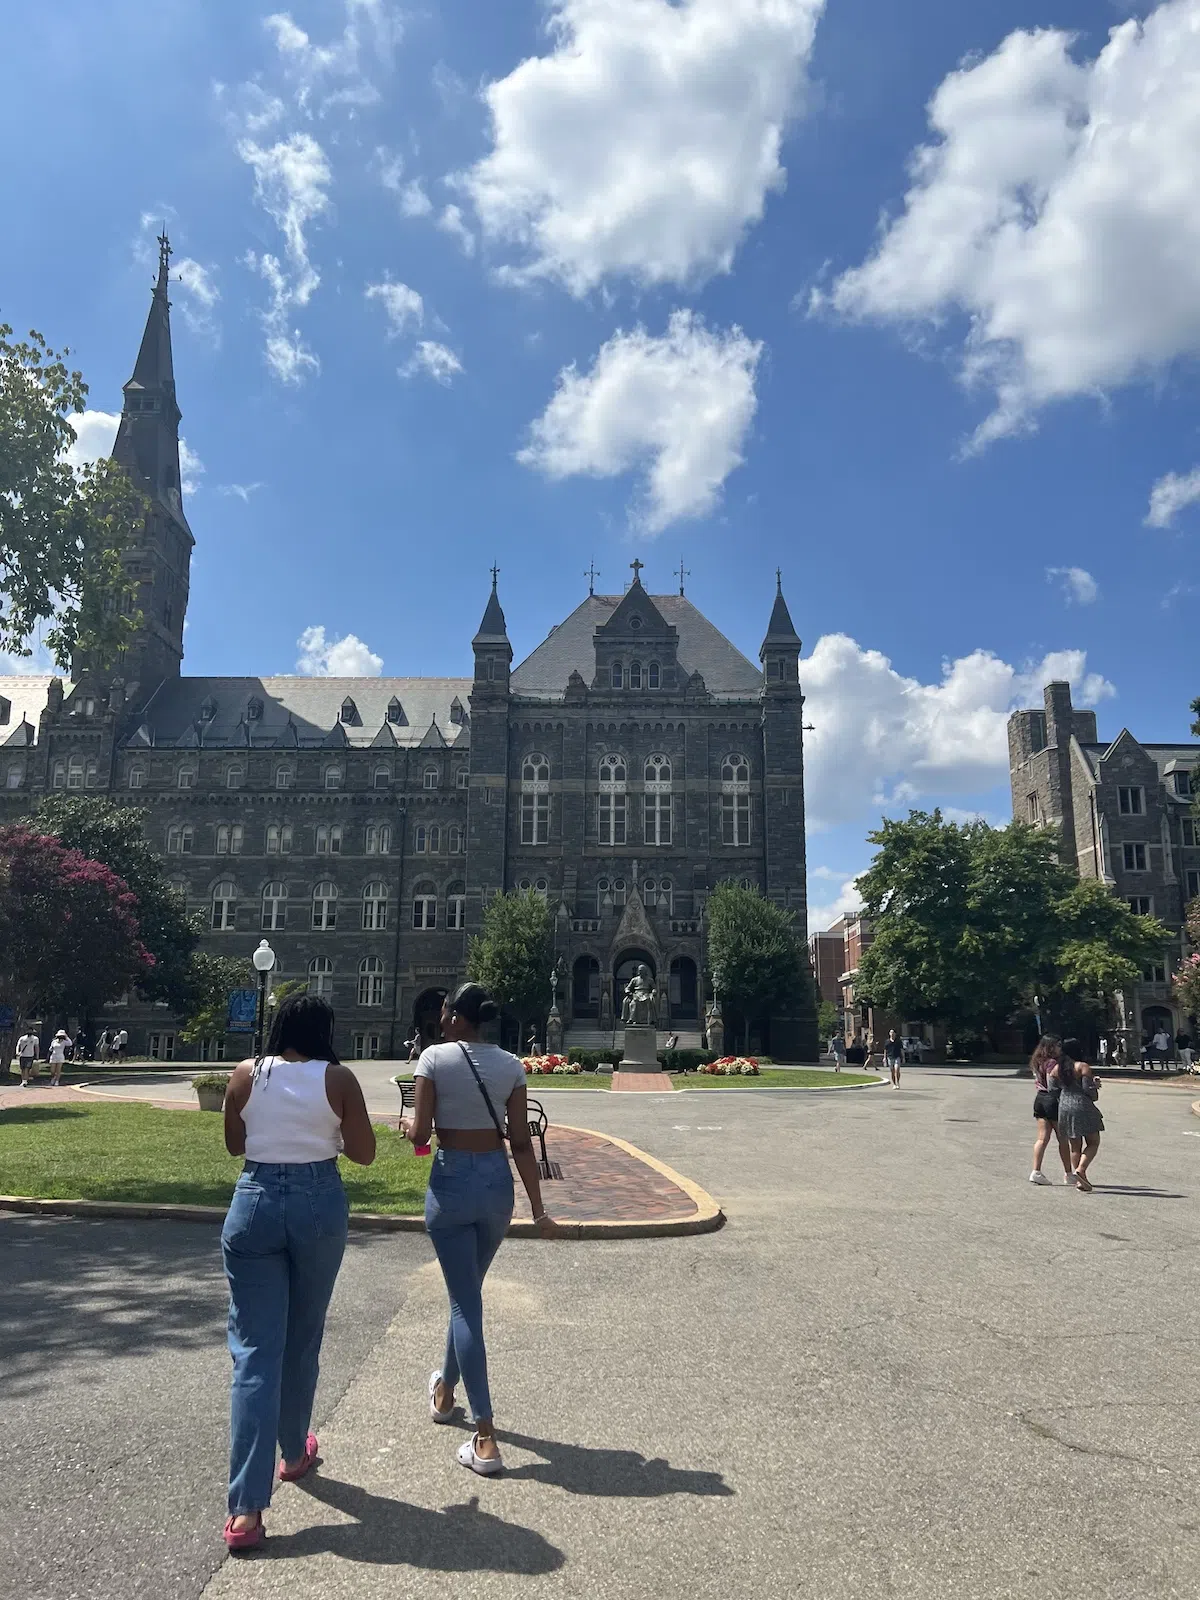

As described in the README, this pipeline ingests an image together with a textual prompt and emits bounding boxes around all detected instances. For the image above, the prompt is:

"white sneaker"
[428,1370,454,1424]
[457,1433,503,1476]
[1029,1171,1052,1186]
[1063,1172,1077,1186]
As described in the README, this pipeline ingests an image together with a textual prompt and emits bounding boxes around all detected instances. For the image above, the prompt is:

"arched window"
[598,876,627,910]
[414,824,428,853]
[266,822,293,854]
[362,881,389,931]
[599,754,627,846]
[52,759,66,789]
[262,881,288,931]
[128,765,145,790]
[648,661,661,689]
[644,753,672,846]
[275,765,294,790]
[448,824,464,854]
[521,752,551,845]
[85,758,99,789]
[518,878,550,899]
[308,956,333,999]
[610,662,623,690]
[413,883,437,930]
[226,765,244,790]
[644,877,673,914]
[178,766,196,789]
[358,957,384,1007]
[721,753,752,847]
[373,765,391,790]
[67,755,84,790]
[447,883,466,930]
[365,823,391,855]
[429,824,441,855]
[312,881,338,931]
[212,880,238,931]
[629,661,643,690]
[216,823,244,856]
[423,765,439,791]
[324,765,342,791]
[167,823,194,855]
[6,761,25,790]
[316,823,343,855]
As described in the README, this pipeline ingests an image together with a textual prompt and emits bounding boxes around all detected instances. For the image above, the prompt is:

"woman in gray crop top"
[403,982,560,1476]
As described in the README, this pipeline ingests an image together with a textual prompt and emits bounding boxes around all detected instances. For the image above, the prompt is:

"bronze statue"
[621,963,657,1026]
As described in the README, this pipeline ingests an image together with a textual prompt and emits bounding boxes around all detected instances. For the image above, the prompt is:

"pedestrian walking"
[47,1029,71,1087]
[73,1030,89,1064]
[15,1028,39,1086]
[1176,1030,1193,1071]
[406,1033,421,1064]
[1152,1024,1171,1071]
[1050,1038,1104,1192]
[115,1027,129,1062]
[1028,1035,1073,1186]
[96,1028,109,1063]
[1140,1030,1152,1070]
[218,994,376,1552]
[883,1028,904,1087]
[401,982,560,1478]
[830,1034,846,1072]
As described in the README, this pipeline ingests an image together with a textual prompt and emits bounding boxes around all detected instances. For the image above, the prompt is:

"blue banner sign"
[227,989,258,1033]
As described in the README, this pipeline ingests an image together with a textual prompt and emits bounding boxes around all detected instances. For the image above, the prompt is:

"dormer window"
[449,698,465,726]
[340,697,358,725]
[200,698,218,722]
[387,697,403,724]
[246,697,264,722]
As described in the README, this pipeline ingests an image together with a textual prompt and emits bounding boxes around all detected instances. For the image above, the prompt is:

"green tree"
[466,890,553,1046]
[817,999,839,1040]
[36,795,199,1009]
[0,325,142,666]
[706,882,810,1051]
[177,953,252,1045]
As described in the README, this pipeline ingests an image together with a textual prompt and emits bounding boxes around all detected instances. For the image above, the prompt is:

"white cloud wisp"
[239,132,332,382]
[1147,467,1200,528]
[519,311,761,533]
[295,625,384,676]
[1045,566,1098,605]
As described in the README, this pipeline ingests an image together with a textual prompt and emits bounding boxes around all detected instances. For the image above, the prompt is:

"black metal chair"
[395,1078,561,1179]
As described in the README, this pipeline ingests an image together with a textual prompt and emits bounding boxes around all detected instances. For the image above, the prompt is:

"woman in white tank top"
[219,995,375,1551]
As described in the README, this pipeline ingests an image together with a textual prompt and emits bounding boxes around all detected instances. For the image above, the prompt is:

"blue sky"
[4,0,1200,928]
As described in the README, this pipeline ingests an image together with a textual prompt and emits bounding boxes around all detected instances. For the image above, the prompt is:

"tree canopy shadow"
[268,1477,564,1573]
[495,1428,734,1499]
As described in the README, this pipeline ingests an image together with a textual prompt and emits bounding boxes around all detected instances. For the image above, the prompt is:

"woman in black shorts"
[1029,1035,1073,1186]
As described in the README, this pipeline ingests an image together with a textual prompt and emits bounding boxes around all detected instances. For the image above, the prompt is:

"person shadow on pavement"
[494,1430,734,1499]
[266,1475,565,1573]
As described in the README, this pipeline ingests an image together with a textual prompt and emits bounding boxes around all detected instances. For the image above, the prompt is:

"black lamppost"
[252,938,277,1058]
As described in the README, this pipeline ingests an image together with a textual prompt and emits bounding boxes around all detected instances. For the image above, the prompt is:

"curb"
[1192,1101,1200,1118]
[0,1129,725,1242]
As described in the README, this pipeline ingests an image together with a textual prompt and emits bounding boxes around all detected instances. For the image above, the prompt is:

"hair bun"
[479,999,500,1022]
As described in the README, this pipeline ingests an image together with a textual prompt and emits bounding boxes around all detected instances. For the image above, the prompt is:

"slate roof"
[0,676,68,747]
[512,595,763,699]
[129,677,472,750]
[1077,738,1200,780]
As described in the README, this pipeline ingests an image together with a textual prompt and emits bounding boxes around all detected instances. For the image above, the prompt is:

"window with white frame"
[721,754,752,846]
[373,765,391,790]
[262,881,288,931]
[308,956,333,999]
[357,957,384,1007]
[423,765,439,791]
[456,769,470,789]
[648,661,660,689]
[365,823,392,855]
[643,877,673,913]
[316,823,343,855]
[1183,819,1197,847]
[227,765,244,790]
[629,661,643,690]
[1143,958,1168,984]
[429,824,442,854]
[67,755,84,790]
[413,884,437,930]
[610,662,623,690]
[448,824,464,854]
[312,881,338,930]
[353,1032,382,1060]
[52,760,66,789]
[6,762,24,790]
[211,880,238,931]
[1127,896,1152,916]
[521,753,551,845]
[448,886,466,930]
[644,754,672,846]
[1027,793,1042,824]
[266,822,293,854]
[148,1032,175,1062]
[167,823,194,854]
[1118,786,1145,816]
[362,881,389,931]
[324,766,342,790]
[85,759,99,788]
[599,754,627,845]
[597,876,627,909]
[1187,870,1200,901]
[178,766,196,790]
[216,823,244,856]
[1123,842,1147,872]
[415,824,428,853]
[128,765,145,790]
[275,765,294,790]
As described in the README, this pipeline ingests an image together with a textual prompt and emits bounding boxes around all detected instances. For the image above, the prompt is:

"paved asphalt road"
[4,1070,1200,1600]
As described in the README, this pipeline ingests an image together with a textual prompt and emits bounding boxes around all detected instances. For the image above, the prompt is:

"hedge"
[567,1047,720,1072]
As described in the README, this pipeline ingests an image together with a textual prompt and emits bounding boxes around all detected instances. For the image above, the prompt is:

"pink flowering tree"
[0,825,153,1024]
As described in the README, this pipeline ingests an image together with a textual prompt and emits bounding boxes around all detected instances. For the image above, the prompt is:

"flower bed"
[697,1056,760,1077]
[522,1054,582,1076]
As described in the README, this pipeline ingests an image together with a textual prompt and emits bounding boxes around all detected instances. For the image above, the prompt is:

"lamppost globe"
[252,939,277,974]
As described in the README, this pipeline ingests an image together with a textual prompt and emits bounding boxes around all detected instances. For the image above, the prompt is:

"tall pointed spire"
[130,232,177,390]
[473,566,509,644]
[761,569,802,654]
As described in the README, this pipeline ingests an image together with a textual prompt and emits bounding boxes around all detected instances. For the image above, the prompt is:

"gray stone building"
[1008,681,1200,1043]
[0,239,816,1061]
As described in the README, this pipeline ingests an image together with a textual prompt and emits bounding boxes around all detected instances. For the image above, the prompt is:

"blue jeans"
[222,1159,349,1515]
[425,1148,514,1424]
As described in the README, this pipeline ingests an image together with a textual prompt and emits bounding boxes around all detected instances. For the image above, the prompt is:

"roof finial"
[584,559,599,597]
[776,567,783,595]
[490,562,500,589]
[676,556,690,596]
[157,228,172,286]
[629,558,645,586]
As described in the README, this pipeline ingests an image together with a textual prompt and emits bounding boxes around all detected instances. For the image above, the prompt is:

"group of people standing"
[1029,1035,1104,1192]
[11,1025,129,1085]
[216,983,558,1553]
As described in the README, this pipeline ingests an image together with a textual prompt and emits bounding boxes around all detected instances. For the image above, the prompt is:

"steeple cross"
[676,557,690,596]
[584,559,599,596]
[630,558,645,584]
[490,562,500,588]
[158,229,172,275]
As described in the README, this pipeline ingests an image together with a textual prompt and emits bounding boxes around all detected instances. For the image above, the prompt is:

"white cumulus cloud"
[296,625,384,676]
[365,278,425,335]
[800,635,1115,832]
[401,341,464,385]
[519,311,761,534]
[806,875,864,939]
[1146,467,1200,528]
[822,1,1200,447]
[65,410,120,469]
[464,0,824,295]
[178,439,205,495]
[1045,566,1098,605]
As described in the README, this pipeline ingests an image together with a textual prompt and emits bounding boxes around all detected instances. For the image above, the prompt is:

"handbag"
[456,1042,508,1143]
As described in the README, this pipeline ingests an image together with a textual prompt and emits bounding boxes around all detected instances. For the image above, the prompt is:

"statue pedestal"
[619,1025,660,1071]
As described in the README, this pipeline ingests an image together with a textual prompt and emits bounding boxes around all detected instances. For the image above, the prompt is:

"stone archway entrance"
[411,987,447,1050]
[614,949,656,1004]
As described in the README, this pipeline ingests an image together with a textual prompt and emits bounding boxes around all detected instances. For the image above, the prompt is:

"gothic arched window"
[362,881,389,931]
[521,753,551,845]
[599,754,627,846]
[262,881,288,931]
[644,753,672,846]
[721,752,752,847]
[312,881,338,931]
[211,880,238,931]
[308,956,333,998]
[358,957,384,1006]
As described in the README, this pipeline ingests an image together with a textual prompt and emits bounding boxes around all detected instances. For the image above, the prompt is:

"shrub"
[697,1056,761,1077]
[191,1072,231,1092]
[522,1054,581,1076]
[568,1048,623,1070]
[659,1049,717,1073]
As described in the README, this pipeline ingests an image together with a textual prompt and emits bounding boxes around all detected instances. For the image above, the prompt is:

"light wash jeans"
[222,1159,348,1515]
[425,1148,514,1423]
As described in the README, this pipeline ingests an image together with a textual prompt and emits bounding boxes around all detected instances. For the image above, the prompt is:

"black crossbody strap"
[457,1042,507,1143]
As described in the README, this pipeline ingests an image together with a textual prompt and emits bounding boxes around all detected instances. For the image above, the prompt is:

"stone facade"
[0,245,817,1061]
[1008,681,1200,1040]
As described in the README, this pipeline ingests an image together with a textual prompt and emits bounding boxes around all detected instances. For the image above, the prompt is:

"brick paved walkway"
[0,1083,185,1112]
[612,1072,675,1092]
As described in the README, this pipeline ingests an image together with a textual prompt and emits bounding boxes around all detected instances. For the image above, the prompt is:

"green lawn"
[673,1069,878,1089]
[0,1103,427,1214]
[394,1074,613,1091]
